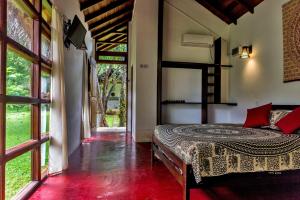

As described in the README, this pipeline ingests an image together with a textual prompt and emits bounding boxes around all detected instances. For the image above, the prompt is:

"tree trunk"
[119,72,126,127]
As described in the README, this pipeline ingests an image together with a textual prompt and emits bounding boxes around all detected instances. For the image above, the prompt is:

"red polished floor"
[30,132,300,200]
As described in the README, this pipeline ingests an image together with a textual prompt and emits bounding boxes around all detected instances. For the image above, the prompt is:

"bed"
[151,105,300,200]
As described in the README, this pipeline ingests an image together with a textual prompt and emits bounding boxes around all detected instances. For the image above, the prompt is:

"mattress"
[154,124,300,183]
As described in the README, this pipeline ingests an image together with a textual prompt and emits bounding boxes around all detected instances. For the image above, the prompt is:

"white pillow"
[269,110,291,130]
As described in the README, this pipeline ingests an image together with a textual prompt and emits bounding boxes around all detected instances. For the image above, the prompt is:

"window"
[6,104,32,149]
[6,50,32,97]
[5,151,32,200]
[7,0,34,50]
[41,70,51,99]
[0,0,52,199]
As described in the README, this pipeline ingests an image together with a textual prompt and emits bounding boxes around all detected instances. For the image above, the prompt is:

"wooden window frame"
[0,0,52,199]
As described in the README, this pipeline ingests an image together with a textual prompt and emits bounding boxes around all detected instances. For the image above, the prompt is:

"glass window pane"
[7,0,34,50]
[99,56,126,61]
[6,50,32,97]
[41,71,51,99]
[42,0,52,25]
[42,34,52,60]
[41,141,49,175]
[6,104,31,149]
[41,104,50,135]
[5,151,32,200]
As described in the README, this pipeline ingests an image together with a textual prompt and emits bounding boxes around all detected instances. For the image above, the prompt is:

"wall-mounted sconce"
[240,45,252,59]
[231,45,253,59]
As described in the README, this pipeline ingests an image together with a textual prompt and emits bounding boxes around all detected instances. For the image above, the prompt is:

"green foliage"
[6,51,31,112]
[5,111,49,199]
[5,151,31,200]
[97,64,125,83]
[5,111,31,199]
[6,108,31,149]
[99,56,125,61]
[108,44,127,52]
[105,115,120,127]
[6,51,31,96]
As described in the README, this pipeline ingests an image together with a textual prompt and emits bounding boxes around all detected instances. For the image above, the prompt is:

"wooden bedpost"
[151,141,156,166]
[183,164,191,200]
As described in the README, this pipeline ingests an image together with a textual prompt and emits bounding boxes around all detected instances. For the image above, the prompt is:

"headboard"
[272,105,300,110]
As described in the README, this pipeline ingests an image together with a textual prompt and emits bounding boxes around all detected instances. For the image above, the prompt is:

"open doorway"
[92,41,128,133]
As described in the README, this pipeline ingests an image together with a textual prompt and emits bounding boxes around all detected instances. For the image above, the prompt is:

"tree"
[6,1,32,112]
[97,64,125,127]
[96,44,128,127]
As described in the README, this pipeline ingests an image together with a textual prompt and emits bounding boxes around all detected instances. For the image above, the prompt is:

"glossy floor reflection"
[30,132,300,200]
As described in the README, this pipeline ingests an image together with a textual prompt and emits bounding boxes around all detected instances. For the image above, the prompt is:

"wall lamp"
[231,45,253,59]
[240,45,252,59]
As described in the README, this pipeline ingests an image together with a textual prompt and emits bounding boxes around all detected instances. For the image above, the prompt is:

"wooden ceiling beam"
[97,36,127,51]
[235,0,254,13]
[91,14,131,37]
[194,0,237,24]
[96,60,127,65]
[93,20,129,39]
[110,31,127,35]
[85,0,129,23]
[89,6,133,31]
[97,38,127,51]
[96,51,127,57]
[97,40,127,45]
[97,33,126,44]
[80,0,104,11]
[225,1,239,13]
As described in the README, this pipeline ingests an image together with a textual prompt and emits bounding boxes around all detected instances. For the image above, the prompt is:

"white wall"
[52,0,94,155]
[228,0,300,123]
[129,0,300,142]
[162,0,231,124]
[129,0,158,142]
[129,0,231,141]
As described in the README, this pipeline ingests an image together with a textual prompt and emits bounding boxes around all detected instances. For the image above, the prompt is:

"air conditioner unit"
[181,34,214,48]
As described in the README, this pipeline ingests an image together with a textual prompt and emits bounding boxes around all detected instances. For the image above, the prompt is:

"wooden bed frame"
[151,105,300,200]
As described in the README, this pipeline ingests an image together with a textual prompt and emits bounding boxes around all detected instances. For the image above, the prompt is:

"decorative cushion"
[243,103,272,128]
[276,107,300,134]
[269,110,291,130]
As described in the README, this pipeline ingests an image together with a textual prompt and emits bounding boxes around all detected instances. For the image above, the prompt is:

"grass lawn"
[105,114,120,127]
[5,109,49,200]
[5,110,32,200]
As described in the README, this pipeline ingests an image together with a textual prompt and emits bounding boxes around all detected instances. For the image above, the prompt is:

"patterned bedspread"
[154,124,300,183]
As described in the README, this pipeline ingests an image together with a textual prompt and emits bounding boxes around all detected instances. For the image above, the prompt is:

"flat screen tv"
[65,15,87,49]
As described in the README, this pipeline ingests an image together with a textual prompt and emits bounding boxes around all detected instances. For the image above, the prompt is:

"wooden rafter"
[97,40,127,45]
[91,14,131,37]
[90,12,132,33]
[97,35,127,51]
[194,0,237,24]
[96,34,127,50]
[235,0,254,13]
[225,1,239,13]
[96,51,128,57]
[93,20,128,39]
[89,4,133,30]
[80,0,104,11]
[96,60,127,65]
[110,31,127,35]
[85,0,129,22]
[97,33,125,44]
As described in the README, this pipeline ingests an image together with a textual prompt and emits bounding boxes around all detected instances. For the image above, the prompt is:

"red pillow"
[276,107,300,134]
[243,103,272,128]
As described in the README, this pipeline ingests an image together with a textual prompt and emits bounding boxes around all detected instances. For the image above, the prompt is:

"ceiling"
[79,0,135,51]
[79,0,264,51]
[194,0,264,24]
